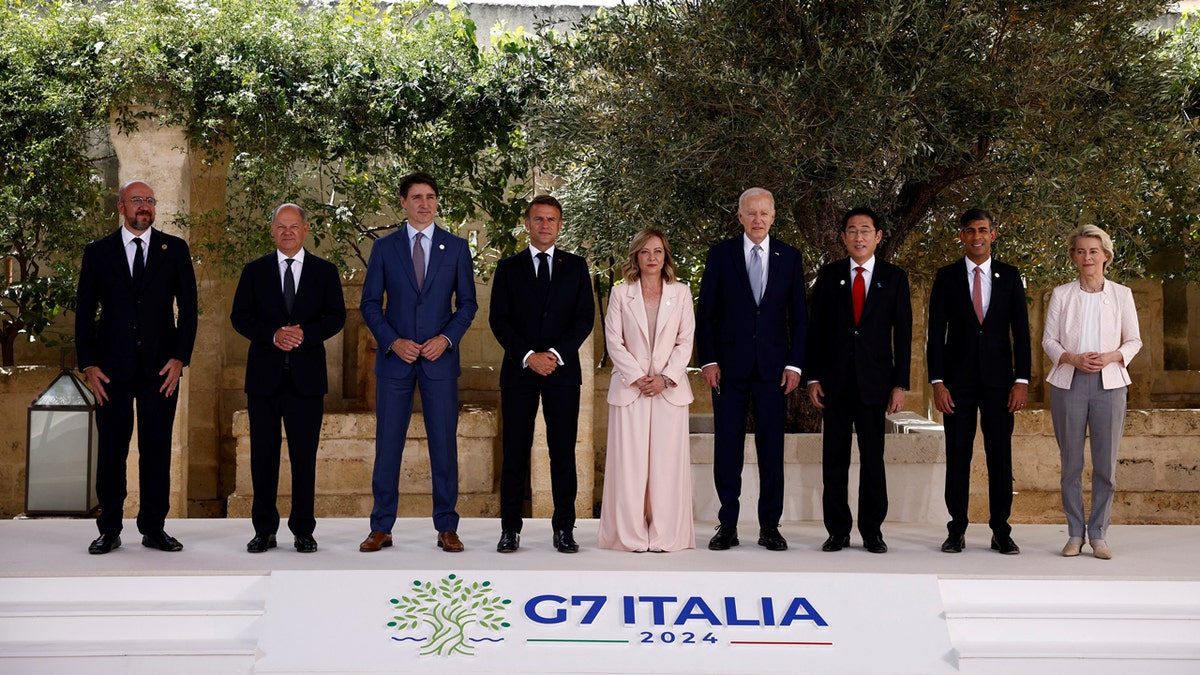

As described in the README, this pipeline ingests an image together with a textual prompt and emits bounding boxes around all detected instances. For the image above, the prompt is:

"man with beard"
[76,180,198,554]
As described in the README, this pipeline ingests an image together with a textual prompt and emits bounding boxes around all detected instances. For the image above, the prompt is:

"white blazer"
[606,278,695,407]
[1042,279,1142,390]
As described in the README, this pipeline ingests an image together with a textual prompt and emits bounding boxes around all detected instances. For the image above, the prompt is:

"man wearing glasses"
[76,180,198,554]
[805,207,912,554]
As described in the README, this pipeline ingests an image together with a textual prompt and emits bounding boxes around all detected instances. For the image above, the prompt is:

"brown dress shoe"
[359,531,392,552]
[437,530,464,552]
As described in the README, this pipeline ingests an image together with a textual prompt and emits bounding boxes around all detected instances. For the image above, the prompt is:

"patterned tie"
[852,266,865,325]
[972,265,985,324]
[413,231,425,291]
[749,245,763,305]
[283,258,296,314]
[132,237,145,283]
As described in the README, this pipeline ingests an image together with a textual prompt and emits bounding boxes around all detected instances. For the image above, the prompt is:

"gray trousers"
[1050,371,1127,540]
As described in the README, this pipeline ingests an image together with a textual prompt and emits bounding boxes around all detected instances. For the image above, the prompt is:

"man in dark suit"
[359,172,478,553]
[696,187,807,552]
[927,208,1030,555]
[230,203,346,554]
[490,195,595,554]
[806,207,912,554]
[75,180,198,554]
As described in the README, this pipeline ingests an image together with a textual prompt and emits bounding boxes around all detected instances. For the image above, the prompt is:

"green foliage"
[534,0,1200,289]
[387,574,511,657]
[100,0,552,274]
[0,1,110,366]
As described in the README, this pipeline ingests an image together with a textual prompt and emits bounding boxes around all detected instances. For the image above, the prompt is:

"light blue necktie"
[749,245,763,304]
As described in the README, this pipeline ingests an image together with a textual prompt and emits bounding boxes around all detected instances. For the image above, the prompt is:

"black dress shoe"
[497,530,520,553]
[707,525,739,550]
[821,535,850,552]
[757,526,788,551]
[863,535,888,554]
[246,534,277,553]
[941,534,965,553]
[141,531,183,552]
[88,533,121,555]
[294,535,318,553]
[991,534,1020,555]
[553,530,579,554]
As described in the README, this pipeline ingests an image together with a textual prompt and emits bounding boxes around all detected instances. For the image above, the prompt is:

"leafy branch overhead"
[533,0,1200,289]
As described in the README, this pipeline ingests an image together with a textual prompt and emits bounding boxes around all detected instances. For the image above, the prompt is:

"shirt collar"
[849,255,876,273]
[529,245,557,260]
[277,248,306,264]
[406,221,436,239]
[742,233,770,255]
[121,226,151,248]
[965,257,991,275]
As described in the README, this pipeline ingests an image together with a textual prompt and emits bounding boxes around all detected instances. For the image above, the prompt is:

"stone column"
[108,112,193,519]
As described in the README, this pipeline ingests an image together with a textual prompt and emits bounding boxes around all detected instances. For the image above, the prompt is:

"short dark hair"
[960,208,993,229]
[525,194,563,219]
[398,172,439,200]
[841,206,879,231]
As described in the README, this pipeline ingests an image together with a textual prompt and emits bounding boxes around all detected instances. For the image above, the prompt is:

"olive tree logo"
[387,573,512,656]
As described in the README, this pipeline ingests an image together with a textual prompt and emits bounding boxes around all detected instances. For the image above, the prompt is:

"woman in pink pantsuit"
[598,229,696,552]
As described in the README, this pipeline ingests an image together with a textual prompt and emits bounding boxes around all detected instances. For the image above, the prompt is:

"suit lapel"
[396,226,419,293]
[626,279,651,346]
[421,225,447,295]
[762,245,784,304]
[956,259,980,326]
[731,238,756,304]
[653,281,681,347]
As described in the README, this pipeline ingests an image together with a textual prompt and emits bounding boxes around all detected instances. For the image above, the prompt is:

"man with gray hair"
[696,188,808,552]
[231,203,346,553]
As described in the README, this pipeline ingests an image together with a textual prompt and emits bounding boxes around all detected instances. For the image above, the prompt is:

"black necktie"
[132,237,145,282]
[283,258,296,314]
[536,251,550,288]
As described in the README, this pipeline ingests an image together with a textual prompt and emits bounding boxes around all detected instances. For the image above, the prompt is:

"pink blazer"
[1042,279,1142,390]
[606,279,695,407]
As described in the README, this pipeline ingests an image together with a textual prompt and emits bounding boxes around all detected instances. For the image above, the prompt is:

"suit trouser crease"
[498,382,581,533]
[1051,372,1126,540]
[711,377,785,528]
[942,385,1015,538]
[371,368,460,533]
[821,393,889,539]
[95,375,178,536]
[247,373,323,537]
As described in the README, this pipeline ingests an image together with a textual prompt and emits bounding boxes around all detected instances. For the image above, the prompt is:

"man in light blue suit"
[358,172,478,553]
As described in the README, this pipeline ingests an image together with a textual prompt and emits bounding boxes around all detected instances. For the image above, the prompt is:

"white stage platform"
[1,518,1198,674]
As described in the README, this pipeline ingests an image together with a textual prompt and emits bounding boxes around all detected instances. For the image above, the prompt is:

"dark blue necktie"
[132,237,145,283]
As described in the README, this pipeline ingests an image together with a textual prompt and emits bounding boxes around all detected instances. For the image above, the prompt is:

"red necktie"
[852,266,865,325]
[972,265,985,324]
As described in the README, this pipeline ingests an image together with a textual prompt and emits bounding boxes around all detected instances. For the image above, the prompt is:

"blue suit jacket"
[696,235,807,380]
[360,224,478,380]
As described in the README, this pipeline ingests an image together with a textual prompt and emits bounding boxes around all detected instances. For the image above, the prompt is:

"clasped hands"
[84,357,184,405]
[527,351,558,376]
[274,325,304,351]
[390,336,450,364]
[1069,351,1116,374]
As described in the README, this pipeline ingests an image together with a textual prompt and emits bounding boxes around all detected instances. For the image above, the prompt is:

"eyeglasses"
[126,197,157,206]
[844,228,876,237]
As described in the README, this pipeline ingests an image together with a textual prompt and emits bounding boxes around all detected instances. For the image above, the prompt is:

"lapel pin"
[439,244,445,250]
[161,244,167,249]
[839,280,845,286]
[876,282,881,288]
[994,272,999,278]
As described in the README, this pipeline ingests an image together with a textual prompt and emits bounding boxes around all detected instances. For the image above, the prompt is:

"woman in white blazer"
[1042,224,1142,560]
[598,229,696,552]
